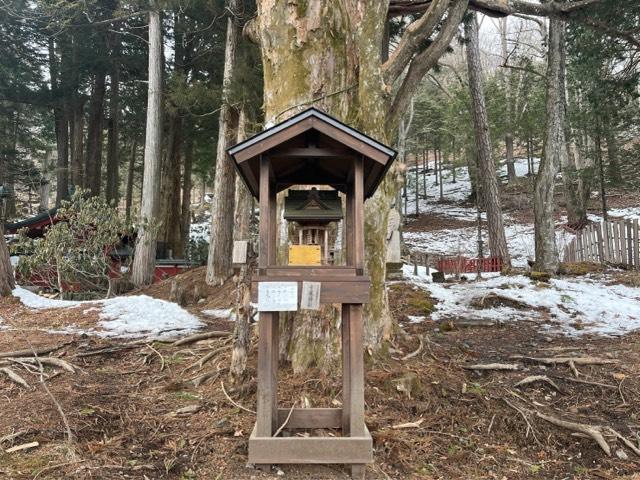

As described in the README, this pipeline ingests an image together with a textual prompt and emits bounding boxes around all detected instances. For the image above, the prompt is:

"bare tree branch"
[388,0,469,126]
[383,0,450,85]
[388,0,603,19]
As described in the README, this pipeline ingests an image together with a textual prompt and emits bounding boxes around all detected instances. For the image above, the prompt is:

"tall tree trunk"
[595,119,607,221]
[534,15,566,273]
[562,89,593,227]
[230,108,251,380]
[500,17,516,182]
[132,5,163,286]
[106,36,121,206]
[160,111,183,258]
[39,149,53,211]
[0,223,14,296]
[70,99,85,190]
[255,1,391,370]
[48,38,70,206]
[206,0,241,286]
[181,132,194,249]
[125,138,137,222]
[604,119,621,186]
[465,13,511,265]
[85,70,107,196]
[252,0,467,368]
[233,109,252,242]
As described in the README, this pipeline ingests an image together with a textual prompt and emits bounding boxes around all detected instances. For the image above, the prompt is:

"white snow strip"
[402,265,640,337]
[11,286,204,340]
[13,286,81,309]
[202,308,236,321]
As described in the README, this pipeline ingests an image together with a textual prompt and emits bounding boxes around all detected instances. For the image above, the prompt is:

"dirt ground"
[1,270,640,480]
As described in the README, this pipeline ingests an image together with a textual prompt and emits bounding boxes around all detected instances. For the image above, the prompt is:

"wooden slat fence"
[436,255,503,274]
[563,219,640,269]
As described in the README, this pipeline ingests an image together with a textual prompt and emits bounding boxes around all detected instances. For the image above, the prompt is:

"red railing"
[436,256,503,274]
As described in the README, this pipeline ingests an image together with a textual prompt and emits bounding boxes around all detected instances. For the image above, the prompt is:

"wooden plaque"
[289,245,321,265]
[232,240,248,264]
[301,282,321,310]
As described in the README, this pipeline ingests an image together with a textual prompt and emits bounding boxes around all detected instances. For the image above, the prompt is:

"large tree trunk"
[69,34,84,192]
[229,108,251,380]
[254,1,392,370]
[160,111,183,258]
[132,5,163,286]
[465,13,511,265]
[181,132,194,249]
[206,0,241,286]
[48,38,70,206]
[233,109,252,242]
[70,99,85,190]
[604,118,621,186]
[106,35,121,206]
[39,149,54,211]
[534,16,566,273]
[125,138,137,222]
[252,0,467,370]
[0,223,14,296]
[85,70,107,196]
[562,90,593,227]
[500,18,516,182]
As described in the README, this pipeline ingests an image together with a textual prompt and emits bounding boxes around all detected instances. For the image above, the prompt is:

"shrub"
[14,190,131,294]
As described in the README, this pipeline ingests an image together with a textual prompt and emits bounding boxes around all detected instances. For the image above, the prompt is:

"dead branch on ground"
[536,412,610,455]
[0,367,30,388]
[515,375,561,391]
[464,363,520,371]
[172,331,231,347]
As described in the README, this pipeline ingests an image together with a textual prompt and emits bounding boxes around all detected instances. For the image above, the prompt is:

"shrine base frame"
[249,304,370,480]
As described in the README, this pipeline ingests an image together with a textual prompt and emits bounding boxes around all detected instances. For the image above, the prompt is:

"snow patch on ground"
[202,308,236,321]
[404,157,538,219]
[12,286,204,340]
[405,223,575,268]
[402,265,640,337]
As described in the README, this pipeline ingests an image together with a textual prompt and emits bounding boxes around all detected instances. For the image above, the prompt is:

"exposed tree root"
[172,331,231,347]
[515,375,561,391]
[510,355,618,366]
[5,357,76,373]
[0,341,72,359]
[0,367,30,388]
[464,363,520,371]
[536,412,610,455]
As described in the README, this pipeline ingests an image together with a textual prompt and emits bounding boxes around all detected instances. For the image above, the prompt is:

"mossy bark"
[255,0,398,370]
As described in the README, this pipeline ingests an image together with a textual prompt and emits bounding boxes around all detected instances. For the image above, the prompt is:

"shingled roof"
[284,189,343,223]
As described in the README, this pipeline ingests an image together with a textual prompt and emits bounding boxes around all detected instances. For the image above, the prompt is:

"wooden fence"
[436,256,503,274]
[563,219,640,269]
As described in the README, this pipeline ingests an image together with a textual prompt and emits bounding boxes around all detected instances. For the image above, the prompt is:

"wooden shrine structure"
[228,107,396,478]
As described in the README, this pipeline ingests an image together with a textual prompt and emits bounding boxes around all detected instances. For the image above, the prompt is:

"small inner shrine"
[228,107,396,479]
[284,188,343,265]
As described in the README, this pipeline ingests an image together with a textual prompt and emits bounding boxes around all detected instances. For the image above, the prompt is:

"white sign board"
[232,240,248,264]
[300,282,321,310]
[258,282,298,312]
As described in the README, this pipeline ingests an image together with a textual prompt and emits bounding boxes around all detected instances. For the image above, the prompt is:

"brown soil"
[1,273,640,480]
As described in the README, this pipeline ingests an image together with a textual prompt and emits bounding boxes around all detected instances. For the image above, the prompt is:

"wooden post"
[627,220,633,267]
[341,305,351,434]
[256,156,279,447]
[603,221,610,262]
[613,222,620,264]
[595,222,604,263]
[347,304,365,479]
[353,157,364,271]
[633,219,639,270]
